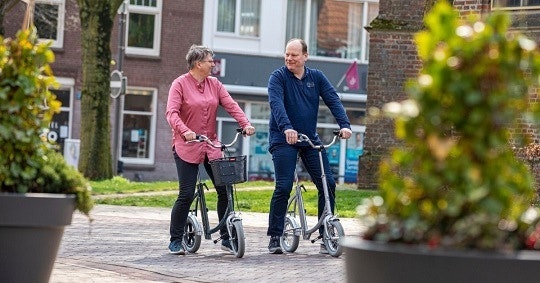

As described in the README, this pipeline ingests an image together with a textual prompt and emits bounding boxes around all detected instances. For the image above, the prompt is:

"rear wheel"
[183,215,201,253]
[281,216,300,253]
[229,220,245,258]
[323,220,344,257]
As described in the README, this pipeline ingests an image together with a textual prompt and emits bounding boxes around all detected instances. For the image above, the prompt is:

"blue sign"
[344,148,363,183]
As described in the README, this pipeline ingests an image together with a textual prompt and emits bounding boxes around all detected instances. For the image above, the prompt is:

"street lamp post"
[112,0,127,175]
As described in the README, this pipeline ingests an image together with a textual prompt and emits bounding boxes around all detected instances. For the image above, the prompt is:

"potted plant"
[343,1,540,282]
[0,28,93,283]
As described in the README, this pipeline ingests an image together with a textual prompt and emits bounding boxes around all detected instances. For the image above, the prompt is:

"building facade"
[3,0,378,183]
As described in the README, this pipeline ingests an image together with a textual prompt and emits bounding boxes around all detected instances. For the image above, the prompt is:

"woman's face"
[197,55,215,77]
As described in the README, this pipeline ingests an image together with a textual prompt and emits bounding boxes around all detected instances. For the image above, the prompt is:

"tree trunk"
[77,0,123,180]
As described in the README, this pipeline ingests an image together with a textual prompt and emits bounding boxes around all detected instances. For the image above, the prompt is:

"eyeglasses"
[200,60,215,64]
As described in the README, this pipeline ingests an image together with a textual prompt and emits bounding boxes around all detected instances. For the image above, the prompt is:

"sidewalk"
[50,205,362,283]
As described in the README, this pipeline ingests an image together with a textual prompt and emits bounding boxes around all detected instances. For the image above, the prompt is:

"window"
[493,0,540,9]
[120,88,157,165]
[126,0,162,56]
[34,0,65,48]
[47,78,74,154]
[217,0,261,37]
[286,0,378,61]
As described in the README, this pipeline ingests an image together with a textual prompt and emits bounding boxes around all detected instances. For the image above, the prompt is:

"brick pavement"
[50,205,362,283]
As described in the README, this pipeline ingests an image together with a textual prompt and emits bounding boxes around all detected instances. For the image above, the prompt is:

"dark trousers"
[267,143,336,237]
[169,150,229,242]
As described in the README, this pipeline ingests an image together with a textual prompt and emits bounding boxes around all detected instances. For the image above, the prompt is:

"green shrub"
[0,28,93,215]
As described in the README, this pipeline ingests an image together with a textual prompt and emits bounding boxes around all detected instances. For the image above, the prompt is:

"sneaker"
[221,239,233,253]
[268,236,283,254]
[168,240,185,255]
[319,243,329,254]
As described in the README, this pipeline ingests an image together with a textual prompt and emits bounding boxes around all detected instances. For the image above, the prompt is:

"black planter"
[0,193,75,283]
[342,237,540,283]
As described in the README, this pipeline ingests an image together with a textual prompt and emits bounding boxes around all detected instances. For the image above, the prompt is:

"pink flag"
[345,61,359,90]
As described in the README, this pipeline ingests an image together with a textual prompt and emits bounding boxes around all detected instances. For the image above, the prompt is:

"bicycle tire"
[183,215,201,253]
[281,216,300,253]
[323,219,344,257]
[229,220,245,258]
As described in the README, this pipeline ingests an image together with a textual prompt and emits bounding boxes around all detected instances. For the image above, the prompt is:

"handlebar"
[297,130,341,149]
[187,128,244,150]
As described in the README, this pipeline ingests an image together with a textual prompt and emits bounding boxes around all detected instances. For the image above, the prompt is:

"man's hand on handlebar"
[339,128,352,139]
[284,129,298,145]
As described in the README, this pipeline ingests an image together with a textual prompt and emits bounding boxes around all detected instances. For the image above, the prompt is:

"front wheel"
[323,219,344,257]
[229,220,245,258]
[281,216,300,253]
[183,214,201,253]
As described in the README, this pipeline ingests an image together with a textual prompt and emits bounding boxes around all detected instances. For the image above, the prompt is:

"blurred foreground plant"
[358,0,540,251]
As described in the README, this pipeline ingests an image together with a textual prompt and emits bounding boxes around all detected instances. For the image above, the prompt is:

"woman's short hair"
[186,44,214,70]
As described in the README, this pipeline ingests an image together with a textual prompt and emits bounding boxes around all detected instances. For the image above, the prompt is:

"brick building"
[359,0,540,189]
[3,0,377,182]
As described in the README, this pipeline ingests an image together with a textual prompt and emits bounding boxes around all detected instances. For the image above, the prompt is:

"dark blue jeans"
[267,143,336,237]
[169,149,229,242]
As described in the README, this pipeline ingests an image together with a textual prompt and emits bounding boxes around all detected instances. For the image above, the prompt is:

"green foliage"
[0,28,93,215]
[359,1,540,251]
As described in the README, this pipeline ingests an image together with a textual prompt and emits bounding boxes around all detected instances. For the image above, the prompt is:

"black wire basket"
[209,155,247,186]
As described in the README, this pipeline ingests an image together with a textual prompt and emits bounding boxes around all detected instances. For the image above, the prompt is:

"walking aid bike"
[280,130,345,257]
[183,128,247,258]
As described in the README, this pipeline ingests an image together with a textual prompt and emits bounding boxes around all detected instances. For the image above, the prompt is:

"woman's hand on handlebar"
[183,131,197,142]
[243,125,256,136]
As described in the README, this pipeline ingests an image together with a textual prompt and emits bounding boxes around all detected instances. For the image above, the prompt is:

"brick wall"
[359,0,488,189]
[361,0,540,190]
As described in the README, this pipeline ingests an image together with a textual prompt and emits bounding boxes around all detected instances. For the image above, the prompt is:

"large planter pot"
[342,237,540,283]
[0,193,75,283]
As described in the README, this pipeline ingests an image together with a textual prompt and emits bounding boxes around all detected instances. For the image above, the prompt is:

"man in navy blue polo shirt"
[266,38,352,254]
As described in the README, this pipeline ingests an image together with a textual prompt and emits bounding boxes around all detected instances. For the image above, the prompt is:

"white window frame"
[119,87,158,165]
[126,0,162,57]
[55,77,75,139]
[35,0,65,49]
[216,0,261,38]
[492,0,540,10]
[286,0,378,63]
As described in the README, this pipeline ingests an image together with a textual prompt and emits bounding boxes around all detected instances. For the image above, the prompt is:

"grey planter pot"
[0,193,75,283]
[342,237,540,283]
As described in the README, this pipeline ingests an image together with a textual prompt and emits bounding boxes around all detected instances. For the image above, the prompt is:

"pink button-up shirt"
[166,73,251,164]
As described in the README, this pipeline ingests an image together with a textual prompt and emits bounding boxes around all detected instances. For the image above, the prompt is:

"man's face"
[284,41,307,74]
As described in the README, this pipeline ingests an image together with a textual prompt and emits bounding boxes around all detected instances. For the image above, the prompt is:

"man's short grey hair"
[186,44,214,70]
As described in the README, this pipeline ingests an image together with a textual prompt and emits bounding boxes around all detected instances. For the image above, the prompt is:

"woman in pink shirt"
[166,44,255,255]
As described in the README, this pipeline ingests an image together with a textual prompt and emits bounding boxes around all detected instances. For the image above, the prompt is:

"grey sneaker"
[319,243,329,254]
[168,240,185,255]
[221,239,233,253]
[268,236,283,254]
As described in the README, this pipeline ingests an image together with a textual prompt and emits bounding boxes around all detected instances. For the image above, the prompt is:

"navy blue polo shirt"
[268,66,351,147]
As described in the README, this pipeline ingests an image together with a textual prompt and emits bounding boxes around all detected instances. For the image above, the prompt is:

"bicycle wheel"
[183,215,201,253]
[323,219,344,257]
[281,216,299,253]
[229,220,245,258]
